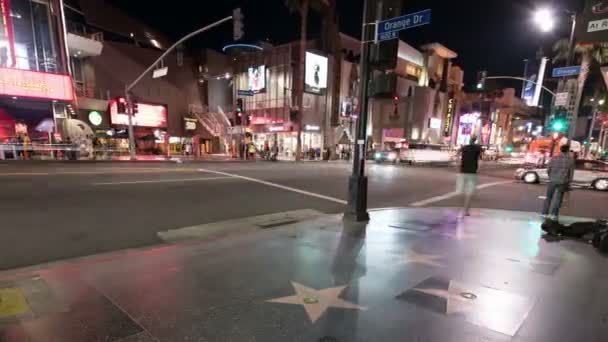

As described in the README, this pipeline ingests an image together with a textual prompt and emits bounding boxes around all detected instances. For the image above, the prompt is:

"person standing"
[458,137,483,216]
[542,144,575,220]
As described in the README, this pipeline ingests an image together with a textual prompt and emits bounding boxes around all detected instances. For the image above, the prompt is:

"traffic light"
[476,71,487,90]
[550,118,567,132]
[115,97,127,114]
[233,8,244,41]
[132,102,139,115]
[236,98,244,113]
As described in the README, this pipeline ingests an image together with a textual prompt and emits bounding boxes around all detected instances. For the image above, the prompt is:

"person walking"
[542,144,575,220]
[458,137,482,217]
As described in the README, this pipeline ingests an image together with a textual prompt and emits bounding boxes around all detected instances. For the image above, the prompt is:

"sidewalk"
[0,208,606,341]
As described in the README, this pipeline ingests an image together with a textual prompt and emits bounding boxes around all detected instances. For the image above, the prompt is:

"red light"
[552,132,559,140]
[238,113,242,117]
[118,97,126,104]
[393,96,399,101]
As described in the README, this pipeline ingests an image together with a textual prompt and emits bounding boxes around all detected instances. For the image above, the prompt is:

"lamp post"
[533,7,579,140]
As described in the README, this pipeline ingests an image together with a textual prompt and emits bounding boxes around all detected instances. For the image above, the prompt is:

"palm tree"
[285,0,328,160]
[553,40,608,138]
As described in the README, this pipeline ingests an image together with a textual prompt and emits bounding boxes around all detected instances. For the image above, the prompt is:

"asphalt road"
[0,160,606,270]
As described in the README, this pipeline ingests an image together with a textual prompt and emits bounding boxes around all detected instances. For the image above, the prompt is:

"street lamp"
[534,8,555,32]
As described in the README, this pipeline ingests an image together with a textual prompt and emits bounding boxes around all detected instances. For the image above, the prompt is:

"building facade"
[0,0,73,148]
[63,0,227,156]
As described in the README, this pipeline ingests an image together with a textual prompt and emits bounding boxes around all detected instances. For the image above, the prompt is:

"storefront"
[0,68,73,144]
[109,98,168,155]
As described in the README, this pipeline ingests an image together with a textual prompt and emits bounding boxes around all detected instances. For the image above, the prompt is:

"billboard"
[247,65,266,93]
[0,68,74,101]
[577,0,608,43]
[110,100,167,128]
[521,57,547,107]
[304,51,328,95]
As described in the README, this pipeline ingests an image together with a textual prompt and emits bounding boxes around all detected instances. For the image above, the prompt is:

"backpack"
[592,224,608,254]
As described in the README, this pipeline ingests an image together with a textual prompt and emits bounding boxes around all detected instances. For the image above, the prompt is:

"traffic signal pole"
[124,15,234,160]
[345,0,373,222]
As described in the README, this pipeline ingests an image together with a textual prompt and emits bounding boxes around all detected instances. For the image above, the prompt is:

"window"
[0,0,57,71]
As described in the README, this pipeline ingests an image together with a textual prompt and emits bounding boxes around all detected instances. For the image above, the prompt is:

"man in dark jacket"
[542,144,575,220]
[458,137,483,216]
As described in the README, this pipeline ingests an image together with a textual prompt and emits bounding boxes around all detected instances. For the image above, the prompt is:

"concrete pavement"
[0,161,605,270]
[0,207,606,341]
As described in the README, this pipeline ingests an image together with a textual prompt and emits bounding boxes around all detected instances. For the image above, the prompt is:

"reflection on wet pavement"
[0,207,606,341]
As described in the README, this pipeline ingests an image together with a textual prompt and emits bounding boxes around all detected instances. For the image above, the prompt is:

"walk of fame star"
[267,282,366,323]
[401,249,445,267]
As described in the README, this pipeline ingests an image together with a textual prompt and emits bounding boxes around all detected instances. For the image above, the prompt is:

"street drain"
[460,292,477,300]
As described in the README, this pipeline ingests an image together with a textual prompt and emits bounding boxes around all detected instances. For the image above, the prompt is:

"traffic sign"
[552,66,581,78]
[554,92,570,107]
[376,9,431,42]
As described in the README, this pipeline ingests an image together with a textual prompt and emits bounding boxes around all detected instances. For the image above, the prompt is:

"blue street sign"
[377,9,431,42]
[552,66,581,78]
[238,89,254,96]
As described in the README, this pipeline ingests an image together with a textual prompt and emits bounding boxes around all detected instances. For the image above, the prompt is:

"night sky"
[111,0,583,90]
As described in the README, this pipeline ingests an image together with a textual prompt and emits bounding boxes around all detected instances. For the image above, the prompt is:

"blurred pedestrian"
[457,136,482,217]
[542,144,575,221]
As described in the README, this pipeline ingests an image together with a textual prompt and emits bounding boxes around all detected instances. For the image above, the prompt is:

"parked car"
[481,145,500,161]
[515,159,608,191]
[373,149,399,164]
[399,143,453,164]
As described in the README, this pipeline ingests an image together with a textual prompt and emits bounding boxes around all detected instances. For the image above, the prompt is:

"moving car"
[515,159,608,191]
[373,149,399,164]
[400,143,453,164]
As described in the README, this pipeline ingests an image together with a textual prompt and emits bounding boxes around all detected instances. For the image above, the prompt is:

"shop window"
[0,0,57,71]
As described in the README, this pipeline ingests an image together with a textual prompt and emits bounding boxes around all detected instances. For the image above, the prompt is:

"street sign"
[376,9,431,42]
[238,89,254,96]
[152,66,168,79]
[238,90,253,97]
[552,66,581,78]
[554,92,570,107]
[227,126,244,135]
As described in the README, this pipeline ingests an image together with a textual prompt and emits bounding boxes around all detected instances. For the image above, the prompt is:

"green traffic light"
[476,83,483,90]
[505,145,513,153]
[551,120,566,132]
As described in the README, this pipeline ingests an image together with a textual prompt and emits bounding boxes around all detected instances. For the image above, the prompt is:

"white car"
[399,143,453,164]
[515,159,608,191]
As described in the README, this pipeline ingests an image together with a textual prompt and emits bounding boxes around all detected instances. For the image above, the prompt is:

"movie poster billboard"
[247,65,266,93]
[304,51,328,95]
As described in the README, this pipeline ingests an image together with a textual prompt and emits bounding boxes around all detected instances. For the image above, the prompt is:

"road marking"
[409,180,513,207]
[92,176,233,186]
[198,168,348,204]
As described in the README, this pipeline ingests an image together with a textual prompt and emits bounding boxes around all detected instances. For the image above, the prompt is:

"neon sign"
[109,100,167,128]
[0,68,73,101]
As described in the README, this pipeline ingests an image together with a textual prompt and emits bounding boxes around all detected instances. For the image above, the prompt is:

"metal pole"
[567,13,580,140]
[587,103,599,157]
[125,85,136,160]
[124,15,232,160]
[521,59,528,99]
[345,0,373,222]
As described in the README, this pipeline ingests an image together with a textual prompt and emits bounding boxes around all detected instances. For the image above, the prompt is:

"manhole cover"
[303,297,319,304]
[460,292,477,300]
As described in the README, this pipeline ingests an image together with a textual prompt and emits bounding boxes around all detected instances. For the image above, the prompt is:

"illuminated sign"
[247,65,266,93]
[444,96,455,136]
[429,118,442,129]
[109,100,167,128]
[304,124,320,131]
[268,125,286,132]
[0,68,74,101]
[88,111,103,126]
[305,51,328,95]
[184,118,197,131]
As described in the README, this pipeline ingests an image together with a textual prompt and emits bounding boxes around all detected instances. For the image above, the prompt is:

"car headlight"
[388,153,397,160]
[374,153,382,159]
